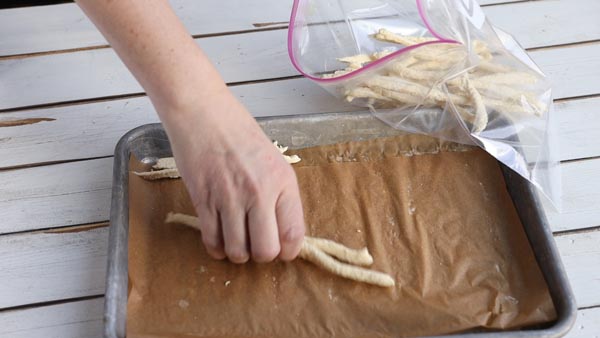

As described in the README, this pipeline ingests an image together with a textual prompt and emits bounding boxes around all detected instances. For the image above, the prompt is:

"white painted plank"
[546,159,600,232]
[0,0,292,56]
[555,97,600,161]
[555,231,600,309]
[0,223,597,315]
[0,29,291,110]
[486,0,600,49]
[0,99,161,170]
[0,226,108,308]
[535,43,600,100]
[566,307,600,338]
[0,0,591,56]
[0,158,112,234]
[0,298,103,338]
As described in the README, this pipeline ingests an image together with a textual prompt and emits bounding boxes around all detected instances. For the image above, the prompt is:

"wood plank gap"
[227,75,303,87]
[0,294,103,314]
[41,222,109,235]
[0,44,110,61]
[578,304,600,310]
[189,25,289,39]
[561,155,600,165]
[554,225,600,237]
[481,0,534,7]
[526,39,600,52]
[0,93,147,114]
[554,93,600,103]
[0,221,109,240]
[0,155,114,172]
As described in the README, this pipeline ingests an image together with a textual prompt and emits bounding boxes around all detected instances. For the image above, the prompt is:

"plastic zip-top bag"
[288,0,561,207]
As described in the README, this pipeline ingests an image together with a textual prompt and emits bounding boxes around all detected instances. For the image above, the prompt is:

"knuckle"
[190,186,209,210]
[218,179,235,200]
[243,176,261,196]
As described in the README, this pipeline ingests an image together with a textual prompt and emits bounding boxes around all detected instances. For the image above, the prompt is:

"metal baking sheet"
[104,112,576,338]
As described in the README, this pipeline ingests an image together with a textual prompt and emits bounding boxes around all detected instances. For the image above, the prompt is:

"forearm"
[76,0,229,121]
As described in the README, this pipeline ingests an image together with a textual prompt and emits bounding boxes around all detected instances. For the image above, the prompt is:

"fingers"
[194,205,226,260]
[275,183,305,261]
[248,199,281,263]
[220,202,250,264]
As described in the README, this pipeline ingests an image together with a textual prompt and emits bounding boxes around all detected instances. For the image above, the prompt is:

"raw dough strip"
[134,168,181,180]
[300,241,395,287]
[136,141,300,180]
[153,157,177,170]
[273,141,301,164]
[165,212,202,230]
[476,72,538,86]
[338,54,373,69]
[349,75,534,114]
[462,74,488,133]
[374,28,437,46]
[374,28,491,59]
[305,236,373,266]
[321,28,545,132]
[365,75,465,105]
[165,212,395,288]
[345,87,395,103]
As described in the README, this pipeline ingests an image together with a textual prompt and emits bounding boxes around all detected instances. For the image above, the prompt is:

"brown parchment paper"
[127,134,555,338]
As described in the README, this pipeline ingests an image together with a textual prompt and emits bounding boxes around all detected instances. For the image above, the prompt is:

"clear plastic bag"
[288,0,561,208]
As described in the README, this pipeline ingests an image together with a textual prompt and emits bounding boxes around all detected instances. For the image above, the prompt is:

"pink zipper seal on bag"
[287,0,458,83]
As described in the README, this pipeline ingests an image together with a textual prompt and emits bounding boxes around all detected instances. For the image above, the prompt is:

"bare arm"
[76,0,305,262]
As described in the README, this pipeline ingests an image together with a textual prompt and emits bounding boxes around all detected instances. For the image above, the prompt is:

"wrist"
[153,81,232,127]
[156,84,256,145]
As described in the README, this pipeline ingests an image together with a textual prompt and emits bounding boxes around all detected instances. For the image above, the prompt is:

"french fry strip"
[135,141,301,180]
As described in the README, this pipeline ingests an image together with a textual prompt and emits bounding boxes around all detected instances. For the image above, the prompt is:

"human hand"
[160,90,305,263]
[75,0,305,263]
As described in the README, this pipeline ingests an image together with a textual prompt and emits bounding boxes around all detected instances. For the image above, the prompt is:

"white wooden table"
[0,1,599,337]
